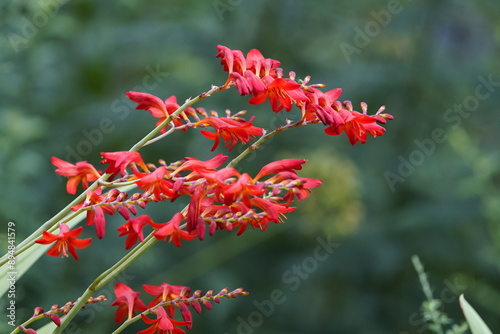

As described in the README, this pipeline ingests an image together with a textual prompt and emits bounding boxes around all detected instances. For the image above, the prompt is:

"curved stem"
[143,122,178,146]
[0,85,229,266]
[226,119,311,168]
[0,172,111,265]
[10,316,44,334]
[54,233,158,333]
[129,84,228,152]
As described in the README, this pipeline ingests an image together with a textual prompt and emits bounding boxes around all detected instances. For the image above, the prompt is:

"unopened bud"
[33,307,44,316]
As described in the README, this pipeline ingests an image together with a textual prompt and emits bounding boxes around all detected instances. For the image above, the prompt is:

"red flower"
[303,88,343,124]
[267,171,322,203]
[320,101,393,145]
[110,283,147,323]
[35,223,91,260]
[195,167,240,188]
[248,77,308,112]
[254,159,306,181]
[126,92,191,132]
[138,306,190,334]
[134,167,175,201]
[51,157,101,195]
[325,108,386,145]
[185,185,207,235]
[221,173,265,207]
[172,153,228,176]
[216,45,280,78]
[215,45,247,75]
[71,188,114,239]
[195,116,263,151]
[229,71,267,96]
[245,48,280,78]
[251,198,296,224]
[227,200,294,235]
[117,215,155,249]
[101,151,148,178]
[142,282,190,313]
[152,213,197,247]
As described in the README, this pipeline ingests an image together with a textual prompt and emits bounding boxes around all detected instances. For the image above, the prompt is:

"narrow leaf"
[459,294,492,334]
[35,320,58,334]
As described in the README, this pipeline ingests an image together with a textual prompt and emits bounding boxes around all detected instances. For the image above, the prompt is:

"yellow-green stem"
[54,233,158,333]
[226,120,309,168]
[0,84,227,267]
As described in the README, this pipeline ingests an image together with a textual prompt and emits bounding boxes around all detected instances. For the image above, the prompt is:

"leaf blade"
[459,294,492,334]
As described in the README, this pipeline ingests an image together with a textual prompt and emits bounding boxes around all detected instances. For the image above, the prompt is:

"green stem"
[0,173,111,265]
[0,85,228,267]
[411,255,444,334]
[112,291,246,334]
[226,119,311,168]
[128,84,228,152]
[54,233,158,333]
[11,316,44,334]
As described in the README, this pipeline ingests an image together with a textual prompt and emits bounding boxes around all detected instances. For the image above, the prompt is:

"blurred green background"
[1,0,500,333]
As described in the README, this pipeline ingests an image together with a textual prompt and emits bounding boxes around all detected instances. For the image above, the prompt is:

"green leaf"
[0,211,85,297]
[0,242,50,297]
[1,184,136,298]
[35,321,58,334]
[459,294,492,334]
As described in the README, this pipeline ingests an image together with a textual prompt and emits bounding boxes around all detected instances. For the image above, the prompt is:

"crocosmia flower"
[126,92,192,132]
[70,188,115,239]
[215,45,247,75]
[195,116,263,151]
[254,159,306,181]
[101,151,148,178]
[117,215,155,249]
[51,157,101,194]
[172,153,228,176]
[138,306,190,334]
[110,283,147,323]
[152,213,197,247]
[248,77,308,112]
[324,106,387,145]
[134,166,175,201]
[142,282,190,314]
[35,223,92,260]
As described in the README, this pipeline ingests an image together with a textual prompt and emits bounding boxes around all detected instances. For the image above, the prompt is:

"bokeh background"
[1,0,500,333]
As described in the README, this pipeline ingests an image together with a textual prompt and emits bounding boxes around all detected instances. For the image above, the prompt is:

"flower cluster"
[19,45,394,333]
[39,152,321,255]
[216,45,393,144]
[111,282,248,334]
